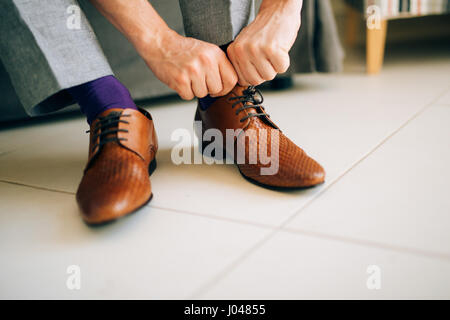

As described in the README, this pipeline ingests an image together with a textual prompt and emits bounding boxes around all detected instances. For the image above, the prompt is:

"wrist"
[134,24,176,58]
[259,0,302,16]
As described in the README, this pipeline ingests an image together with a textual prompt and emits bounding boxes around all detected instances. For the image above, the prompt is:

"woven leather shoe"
[76,108,158,224]
[195,85,325,188]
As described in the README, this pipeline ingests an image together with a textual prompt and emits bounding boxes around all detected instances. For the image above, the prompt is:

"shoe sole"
[85,158,157,227]
[237,166,325,191]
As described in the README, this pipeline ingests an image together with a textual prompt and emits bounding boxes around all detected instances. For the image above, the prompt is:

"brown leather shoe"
[76,108,158,224]
[195,85,325,188]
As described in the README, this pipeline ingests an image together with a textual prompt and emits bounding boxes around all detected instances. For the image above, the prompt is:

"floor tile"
[201,231,450,299]
[0,118,81,156]
[0,118,87,192]
[0,182,269,299]
[435,88,450,106]
[0,75,444,225]
[286,105,450,256]
[0,58,448,227]
[151,69,449,226]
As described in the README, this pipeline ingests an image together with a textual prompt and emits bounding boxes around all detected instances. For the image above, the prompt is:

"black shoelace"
[228,86,270,122]
[87,111,130,153]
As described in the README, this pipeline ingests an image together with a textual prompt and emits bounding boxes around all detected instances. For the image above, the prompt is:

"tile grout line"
[282,227,450,261]
[190,221,450,299]
[1,87,448,219]
[2,87,449,229]
[279,85,450,229]
[2,88,449,299]
[188,228,279,299]
[149,204,276,230]
[0,179,75,195]
[6,177,446,267]
[0,179,280,233]
[0,179,277,231]
[189,86,450,299]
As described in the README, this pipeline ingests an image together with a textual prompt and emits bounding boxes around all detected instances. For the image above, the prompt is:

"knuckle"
[248,77,262,86]
[233,43,245,57]
[210,85,222,95]
[197,87,208,98]
[223,75,237,89]
[280,58,290,73]
[248,43,258,56]
[226,45,234,57]
[179,90,193,100]
[264,44,277,56]
[175,73,188,86]
[187,62,200,76]
[274,54,290,73]
[199,51,213,64]
[266,71,276,81]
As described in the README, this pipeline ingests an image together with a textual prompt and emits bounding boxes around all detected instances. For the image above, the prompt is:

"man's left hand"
[227,0,302,86]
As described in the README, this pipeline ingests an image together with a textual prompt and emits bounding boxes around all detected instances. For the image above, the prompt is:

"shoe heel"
[197,135,227,160]
[194,110,206,154]
[148,158,157,175]
[194,109,227,160]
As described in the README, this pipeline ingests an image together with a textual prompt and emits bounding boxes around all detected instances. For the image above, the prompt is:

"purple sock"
[67,75,137,124]
[198,42,233,111]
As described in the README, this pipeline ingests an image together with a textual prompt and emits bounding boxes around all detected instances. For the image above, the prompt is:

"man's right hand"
[90,0,237,100]
[138,30,238,100]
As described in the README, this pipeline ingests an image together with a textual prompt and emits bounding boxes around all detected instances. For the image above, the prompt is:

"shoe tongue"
[232,85,250,97]
[99,110,123,143]
[107,111,122,117]
[232,86,279,130]
[199,95,218,110]
[97,108,125,119]
[231,85,258,109]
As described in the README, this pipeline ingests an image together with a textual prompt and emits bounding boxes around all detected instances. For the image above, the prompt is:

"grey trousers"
[0,0,255,116]
[0,0,343,118]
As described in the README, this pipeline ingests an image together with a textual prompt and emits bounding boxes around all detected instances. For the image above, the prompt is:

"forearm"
[89,0,173,54]
[257,0,303,32]
[90,0,237,99]
[259,0,302,14]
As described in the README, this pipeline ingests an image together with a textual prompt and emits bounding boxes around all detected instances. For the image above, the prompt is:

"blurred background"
[2,0,449,124]
[0,0,449,299]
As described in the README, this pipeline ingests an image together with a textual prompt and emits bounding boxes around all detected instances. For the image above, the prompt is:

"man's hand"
[227,0,302,86]
[139,30,237,100]
[90,0,237,100]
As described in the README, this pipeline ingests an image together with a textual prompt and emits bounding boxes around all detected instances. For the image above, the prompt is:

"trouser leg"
[0,0,112,115]
[178,0,255,46]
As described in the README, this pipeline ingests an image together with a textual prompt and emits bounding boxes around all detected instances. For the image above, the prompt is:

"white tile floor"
[0,44,449,299]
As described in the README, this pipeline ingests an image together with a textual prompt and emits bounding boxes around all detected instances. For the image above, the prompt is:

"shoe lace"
[228,86,270,123]
[86,111,130,153]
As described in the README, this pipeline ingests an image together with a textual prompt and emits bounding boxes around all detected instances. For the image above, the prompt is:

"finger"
[174,74,195,100]
[255,57,277,81]
[241,60,264,86]
[270,51,290,74]
[227,46,250,86]
[178,84,195,100]
[191,76,208,98]
[214,59,238,96]
[205,64,223,96]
